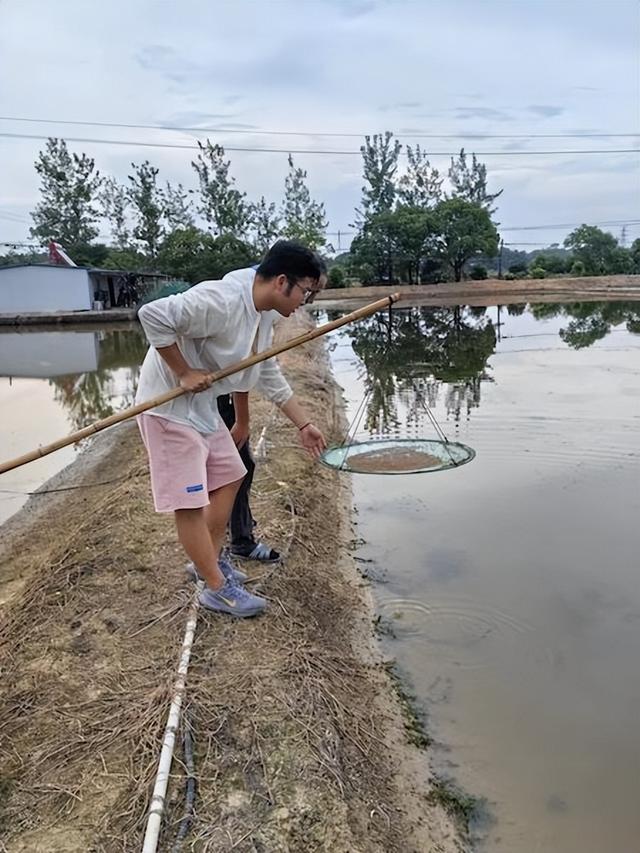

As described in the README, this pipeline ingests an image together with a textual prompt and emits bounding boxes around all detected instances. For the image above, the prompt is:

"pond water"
[326,301,640,853]
[0,324,146,525]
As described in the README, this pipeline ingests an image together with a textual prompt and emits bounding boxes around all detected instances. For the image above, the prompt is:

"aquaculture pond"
[326,301,640,852]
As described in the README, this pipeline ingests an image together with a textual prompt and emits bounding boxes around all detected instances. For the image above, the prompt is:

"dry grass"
[0,312,463,852]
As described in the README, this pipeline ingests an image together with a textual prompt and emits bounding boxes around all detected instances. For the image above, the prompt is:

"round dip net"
[320,437,475,475]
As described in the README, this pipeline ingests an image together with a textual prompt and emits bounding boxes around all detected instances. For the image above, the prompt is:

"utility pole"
[497,239,504,279]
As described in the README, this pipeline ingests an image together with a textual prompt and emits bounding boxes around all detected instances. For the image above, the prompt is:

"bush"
[327,266,347,288]
[138,280,191,306]
[570,260,586,276]
[530,267,546,279]
[508,262,528,275]
[503,272,516,281]
[469,265,488,280]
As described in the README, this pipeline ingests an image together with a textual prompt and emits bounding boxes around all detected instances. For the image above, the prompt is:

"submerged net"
[320,438,475,475]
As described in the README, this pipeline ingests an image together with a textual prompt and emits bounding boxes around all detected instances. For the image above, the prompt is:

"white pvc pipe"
[142,591,200,853]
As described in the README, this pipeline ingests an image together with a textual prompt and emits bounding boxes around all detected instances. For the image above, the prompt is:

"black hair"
[256,240,325,284]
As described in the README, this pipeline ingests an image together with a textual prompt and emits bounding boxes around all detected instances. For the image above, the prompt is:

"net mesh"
[320,438,475,475]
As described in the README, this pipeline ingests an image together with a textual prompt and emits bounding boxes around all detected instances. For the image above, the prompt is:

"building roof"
[0,263,168,278]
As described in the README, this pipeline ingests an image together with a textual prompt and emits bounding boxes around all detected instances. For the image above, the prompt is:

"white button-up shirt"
[135,267,292,433]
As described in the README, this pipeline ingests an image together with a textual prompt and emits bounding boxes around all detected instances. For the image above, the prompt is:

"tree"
[433,198,499,281]
[531,251,569,275]
[563,225,619,276]
[397,145,443,209]
[30,138,102,248]
[100,176,131,250]
[327,266,347,288]
[357,132,402,222]
[250,196,281,254]
[281,154,327,250]
[157,227,257,283]
[164,182,194,229]
[448,148,502,214]
[127,161,165,257]
[630,238,640,273]
[191,140,250,237]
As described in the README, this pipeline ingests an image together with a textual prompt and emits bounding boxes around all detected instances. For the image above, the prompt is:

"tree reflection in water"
[529,301,640,350]
[50,328,148,431]
[346,306,497,436]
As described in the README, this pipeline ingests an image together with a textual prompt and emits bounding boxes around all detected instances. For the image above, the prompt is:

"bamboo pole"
[0,293,401,476]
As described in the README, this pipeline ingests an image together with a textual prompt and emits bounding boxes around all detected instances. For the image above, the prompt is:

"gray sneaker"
[199,579,267,618]
[185,556,247,584]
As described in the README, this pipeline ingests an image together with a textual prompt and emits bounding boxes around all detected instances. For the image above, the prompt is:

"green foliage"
[139,280,191,305]
[100,176,131,250]
[357,131,402,222]
[433,198,500,282]
[349,205,440,284]
[250,196,281,254]
[570,259,586,276]
[448,148,502,214]
[102,247,151,272]
[508,261,528,274]
[327,266,347,288]
[397,145,443,209]
[127,161,165,257]
[157,227,258,283]
[530,267,546,279]
[469,264,488,280]
[70,243,110,267]
[164,182,194,229]
[564,225,619,275]
[281,155,327,250]
[531,251,568,274]
[30,138,102,247]
[191,140,250,237]
[502,271,516,281]
[630,238,640,273]
[0,249,48,267]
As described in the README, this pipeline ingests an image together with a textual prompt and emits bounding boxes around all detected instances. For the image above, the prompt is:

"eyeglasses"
[290,280,321,305]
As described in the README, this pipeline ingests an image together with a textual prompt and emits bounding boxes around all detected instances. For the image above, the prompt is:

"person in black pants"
[217,393,280,563]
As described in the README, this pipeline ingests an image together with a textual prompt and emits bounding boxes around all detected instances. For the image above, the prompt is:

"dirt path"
[317,274,640,308]
[0,313,465,852]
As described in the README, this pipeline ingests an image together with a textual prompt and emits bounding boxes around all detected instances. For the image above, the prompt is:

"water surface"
[327,301,640,852]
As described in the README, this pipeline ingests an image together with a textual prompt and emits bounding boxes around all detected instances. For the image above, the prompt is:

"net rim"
[319,437,476,475]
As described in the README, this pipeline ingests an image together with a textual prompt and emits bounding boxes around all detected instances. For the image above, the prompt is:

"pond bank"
[316,274,640,308]
[0,312,465,851]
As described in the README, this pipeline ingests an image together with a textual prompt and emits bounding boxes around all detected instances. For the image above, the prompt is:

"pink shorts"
[137,414,247,513]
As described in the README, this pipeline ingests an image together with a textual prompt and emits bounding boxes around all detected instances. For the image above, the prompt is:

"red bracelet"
[298,422,311,431]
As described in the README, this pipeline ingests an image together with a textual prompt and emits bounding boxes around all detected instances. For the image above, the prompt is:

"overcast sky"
[1,0,639,254]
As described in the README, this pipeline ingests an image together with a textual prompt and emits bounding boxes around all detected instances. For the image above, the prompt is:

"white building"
[0,264,168,314]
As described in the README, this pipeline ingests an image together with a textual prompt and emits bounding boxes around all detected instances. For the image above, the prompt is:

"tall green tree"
[563,225,620,276]
[357,131,402,222]
[250,196,281,254]
[434,198,499,281]
[191,140,250,237]
[100,176,131,250]
[164,182,194,229]
[30,138,102,248]
[281,155,327,250]
[448,148,502,214]
[397,145,443,209]
[127,161,165,257]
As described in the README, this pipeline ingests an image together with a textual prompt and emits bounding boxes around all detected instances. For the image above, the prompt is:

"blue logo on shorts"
[186,484,204,493]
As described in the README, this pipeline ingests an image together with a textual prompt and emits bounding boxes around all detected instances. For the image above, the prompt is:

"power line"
[1,114,638,141]
[0,130,637,157]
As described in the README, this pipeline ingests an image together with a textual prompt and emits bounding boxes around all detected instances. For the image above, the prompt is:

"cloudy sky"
[1,0,639,253]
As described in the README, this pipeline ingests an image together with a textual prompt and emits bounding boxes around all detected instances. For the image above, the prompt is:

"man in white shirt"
[217,256,327,565]
[136,241,326,617]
